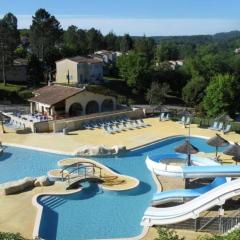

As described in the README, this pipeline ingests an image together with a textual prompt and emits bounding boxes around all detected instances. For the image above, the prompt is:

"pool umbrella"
[174,140,199,166]
[207,134,229,158]
[223,142,240,165]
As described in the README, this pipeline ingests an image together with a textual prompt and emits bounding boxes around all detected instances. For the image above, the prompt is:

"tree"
[154,227,184,240]
[87,28,104,53]
[45,48,62,70]
[182,75,207,106]
[0,13,20,85]
[134,36,156,61]
[104,31,119,51]
[203,74,240,117]
[146,82,171,105]
[30,9,63,61]
[27,54,43,86]
[120,34,133,52]
[156,42,180,63]
[117,52,151,93]
[63,26,88,55]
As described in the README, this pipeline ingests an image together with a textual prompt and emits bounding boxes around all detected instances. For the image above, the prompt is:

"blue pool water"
[0,136,228,240]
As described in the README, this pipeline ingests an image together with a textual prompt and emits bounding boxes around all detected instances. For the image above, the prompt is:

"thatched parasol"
[223,142,240,164]
[175,140,199,166]
[207,134,229,157]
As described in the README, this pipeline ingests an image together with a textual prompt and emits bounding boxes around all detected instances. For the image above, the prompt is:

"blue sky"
[1,0,240,36]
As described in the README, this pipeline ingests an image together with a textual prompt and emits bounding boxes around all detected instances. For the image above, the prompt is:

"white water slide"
[141,153,240,226]
[146,153,240,178]
[141,178,240,226]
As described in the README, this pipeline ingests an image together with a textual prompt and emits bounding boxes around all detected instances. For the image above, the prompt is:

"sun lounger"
[216,122,223,131]
[223,124,231,134]
[177,116,185,124]
[163,113,169,121]
[159,113,165,121]
[184,117,190,125]
[160,113,170,121]
[208,121,218,130]
[83,123,93,130]
[105,126,113,134]
[132,120,141,128]
[140,119,149,127]
[126,122,134,130]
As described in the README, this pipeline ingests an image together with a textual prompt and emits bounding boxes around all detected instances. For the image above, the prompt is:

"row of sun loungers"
[103,120,148,134]
[159,113,170,121]
[208,121,231,134]
[82,117,149,133]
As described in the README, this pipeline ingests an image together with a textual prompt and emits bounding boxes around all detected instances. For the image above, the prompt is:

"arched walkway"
[85,101,99,114]
[69,103,83,117]
[101,99,114,112]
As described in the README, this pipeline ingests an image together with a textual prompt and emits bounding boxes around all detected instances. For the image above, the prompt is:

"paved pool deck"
[1,118,240,155]
[0,118,239,239]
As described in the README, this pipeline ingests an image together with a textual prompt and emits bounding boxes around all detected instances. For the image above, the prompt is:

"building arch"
[69,103,83,117]
[85,101,99,114]
[101,99,114,112]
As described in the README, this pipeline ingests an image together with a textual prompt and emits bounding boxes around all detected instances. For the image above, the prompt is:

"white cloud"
[3,14,240,36]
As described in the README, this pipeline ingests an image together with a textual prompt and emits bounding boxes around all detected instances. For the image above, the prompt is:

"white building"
[94,50,117,64]
[55,56,103,85]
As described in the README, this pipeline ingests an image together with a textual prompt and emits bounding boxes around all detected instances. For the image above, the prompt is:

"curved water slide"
[151,177,226,206]
[146,153,240,178]
[141,178,240,226]
[147,153,230,206]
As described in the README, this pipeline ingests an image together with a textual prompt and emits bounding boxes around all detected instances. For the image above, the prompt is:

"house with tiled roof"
[55,56,103,85]
[28,84,116,118]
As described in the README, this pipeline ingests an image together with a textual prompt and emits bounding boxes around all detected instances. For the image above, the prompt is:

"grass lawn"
[0,83,27,92]
[87,77,144,104]
[0,83,34,103]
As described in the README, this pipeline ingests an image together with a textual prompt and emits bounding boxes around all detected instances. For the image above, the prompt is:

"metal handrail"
[61,162,102,186]
[60,161,99,172]
[220,207,240,233]
[197,215,219,232]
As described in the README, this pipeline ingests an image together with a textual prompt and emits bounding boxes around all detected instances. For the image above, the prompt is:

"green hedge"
[0,232,25,240]
[0,84,33,103]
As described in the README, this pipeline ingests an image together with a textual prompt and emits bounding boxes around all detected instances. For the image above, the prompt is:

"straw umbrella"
[206,134,229,158]
[174,140,199,166]
[223,142,240,165]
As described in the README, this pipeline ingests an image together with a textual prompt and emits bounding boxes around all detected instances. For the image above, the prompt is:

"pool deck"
[0,118,239,239]
[1,118,240,155]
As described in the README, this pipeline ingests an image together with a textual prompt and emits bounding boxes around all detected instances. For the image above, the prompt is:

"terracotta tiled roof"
[29,85,84,106]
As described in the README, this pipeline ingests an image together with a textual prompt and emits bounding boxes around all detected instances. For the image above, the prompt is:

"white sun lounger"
[216,122,223,131]
[208,121,218,130]
[223,124,231,134]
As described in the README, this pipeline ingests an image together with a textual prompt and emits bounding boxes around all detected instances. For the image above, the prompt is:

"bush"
[18,90,34,100]
[155,227,185,240]
[197,229,240,240]
[0,232,25,240]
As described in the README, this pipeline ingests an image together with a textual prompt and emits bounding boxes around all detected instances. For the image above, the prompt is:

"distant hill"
[150,30,240,44]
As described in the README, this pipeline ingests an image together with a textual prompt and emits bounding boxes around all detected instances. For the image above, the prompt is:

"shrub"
[0,232,25,240]
[155,227,185,240]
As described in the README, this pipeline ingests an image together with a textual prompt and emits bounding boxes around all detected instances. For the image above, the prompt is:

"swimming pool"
[0,136,227,240]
